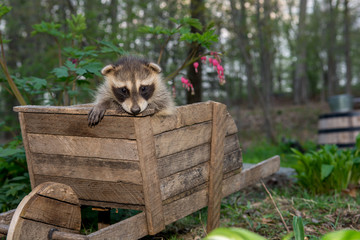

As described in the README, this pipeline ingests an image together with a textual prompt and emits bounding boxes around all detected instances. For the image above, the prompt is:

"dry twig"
[261,179,290,233]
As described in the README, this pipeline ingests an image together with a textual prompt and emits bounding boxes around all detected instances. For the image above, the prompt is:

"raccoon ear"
[101,65,115,75]
[148,62,162,73]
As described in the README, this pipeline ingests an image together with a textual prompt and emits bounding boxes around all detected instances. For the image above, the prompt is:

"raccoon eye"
[120,87,128,94]
[140,86,148,92]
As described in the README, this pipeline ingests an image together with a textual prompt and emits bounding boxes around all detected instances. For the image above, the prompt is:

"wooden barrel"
[318,111,360,148]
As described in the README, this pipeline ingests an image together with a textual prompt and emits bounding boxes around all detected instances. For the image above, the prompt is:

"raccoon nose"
[131,106,141,115]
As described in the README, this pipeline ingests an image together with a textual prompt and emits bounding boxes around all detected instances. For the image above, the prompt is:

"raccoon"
[88,56,175,127]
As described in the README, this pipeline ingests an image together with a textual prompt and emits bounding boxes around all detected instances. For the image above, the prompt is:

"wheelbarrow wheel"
[7,182,81,240]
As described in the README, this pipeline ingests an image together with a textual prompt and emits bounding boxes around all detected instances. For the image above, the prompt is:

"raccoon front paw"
[88,106,106,127]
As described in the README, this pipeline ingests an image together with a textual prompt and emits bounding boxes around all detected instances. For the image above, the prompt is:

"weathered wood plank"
[34,175,144,205]
[78,200,145,211]
[163,156,280,226]
[134,117,165,235]
[157,134,241,179]
[224,133,241,155]
[37,181,80,205]
[27,134,139,161]
[8,219,79,240]
[14,104,154,116]
[52,231,89,240]
[18,113,36,189]
[155,121,212,158]
[161,149,242,205]
[163,188,208,225]
[88,212,148,240]
[160,163,209,200]
[151,101,213,134]
[157,144,210,179]
[223,149,242,173]
[207,102,227,232]
[23,113,136,139]
[222,156,280,197]
[226,112,238,135]
[0,209,15,225]
[21,195,81,230]
[0,223,8,236]
[32,153,142,184]
[7,182,81,240]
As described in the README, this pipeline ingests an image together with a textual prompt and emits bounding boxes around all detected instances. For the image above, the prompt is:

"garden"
[1,1,360,239]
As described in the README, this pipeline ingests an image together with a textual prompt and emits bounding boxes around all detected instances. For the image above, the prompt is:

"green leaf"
[293,216,305,240]
[205,228,266,240]
[0,4,12,18]
[321,230,360,240]
[75,68,87,76]
[356,133,360,150]
[52,66,69,78]
[0,148,23,158]
[321,164,334,181]
[81,62,102,76]
[29,77,47,90]
[65,60,77,72]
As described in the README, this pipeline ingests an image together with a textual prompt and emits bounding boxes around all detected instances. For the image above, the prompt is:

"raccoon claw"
[88,106,106,127]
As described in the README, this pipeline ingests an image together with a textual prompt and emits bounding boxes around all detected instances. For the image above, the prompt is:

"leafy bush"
[292,136,360,194]
[0,137,30,212]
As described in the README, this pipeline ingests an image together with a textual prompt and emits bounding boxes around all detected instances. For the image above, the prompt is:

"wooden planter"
[4,101,280,240]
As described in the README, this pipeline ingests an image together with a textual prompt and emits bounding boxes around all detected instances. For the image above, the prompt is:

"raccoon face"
[101,58,161,115]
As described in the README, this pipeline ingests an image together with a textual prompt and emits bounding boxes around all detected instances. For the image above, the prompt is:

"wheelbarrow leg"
[207,102,227,233]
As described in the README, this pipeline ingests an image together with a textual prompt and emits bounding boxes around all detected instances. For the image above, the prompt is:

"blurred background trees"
[1,0,360,144]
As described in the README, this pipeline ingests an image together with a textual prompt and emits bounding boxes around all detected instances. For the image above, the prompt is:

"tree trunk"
[256,0,277,144]
[186,0,205,104]
[344,0,352,95]
[229,0,255,109]
[326,0,339,98]
[294,0,308,104]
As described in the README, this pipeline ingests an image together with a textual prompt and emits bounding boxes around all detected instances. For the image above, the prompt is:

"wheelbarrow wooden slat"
[6,101,281,239]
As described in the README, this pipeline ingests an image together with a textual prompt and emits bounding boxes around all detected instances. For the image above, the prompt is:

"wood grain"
[207,102,227,232]
[21,196,81,230]
[151,101,213,134]
[154,121,212,158]
[88,212,148,240]
[163,156,280,226]
[7,182,81,240]
[27,134,139,161]
[160,163,209,200]
[134,116,165,235]
[32,153,142,184]
[14,104,154,116]
[34,175,144,205]
[157,144,210,179]
[18,112,36,188]
[23,113,136,139]
[0,209,15,225]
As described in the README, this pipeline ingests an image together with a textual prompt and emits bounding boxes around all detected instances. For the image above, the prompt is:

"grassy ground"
[151,176,360,240]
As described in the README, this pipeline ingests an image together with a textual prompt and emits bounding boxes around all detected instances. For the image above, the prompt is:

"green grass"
[242,140,296,168]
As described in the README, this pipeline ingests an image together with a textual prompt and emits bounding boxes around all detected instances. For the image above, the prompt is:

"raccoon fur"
[88,56,175,127]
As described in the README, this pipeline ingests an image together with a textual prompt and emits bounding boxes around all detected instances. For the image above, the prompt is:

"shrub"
[291,135,360,194]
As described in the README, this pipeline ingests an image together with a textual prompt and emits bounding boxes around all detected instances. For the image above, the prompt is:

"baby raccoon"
[88,56,175,127]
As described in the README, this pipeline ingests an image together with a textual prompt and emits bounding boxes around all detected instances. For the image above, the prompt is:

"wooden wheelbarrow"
[0,101,280,239]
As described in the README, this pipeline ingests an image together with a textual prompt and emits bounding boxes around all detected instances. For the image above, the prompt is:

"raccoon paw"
[88,106,106,127]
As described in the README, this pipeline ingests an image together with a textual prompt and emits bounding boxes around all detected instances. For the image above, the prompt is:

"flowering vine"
[179,51,225,95]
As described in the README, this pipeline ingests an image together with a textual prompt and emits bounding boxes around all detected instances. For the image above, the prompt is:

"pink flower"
[201,56,207,63]
[208,58,213,64]
[212,59,219,69]
[193,62,199,73]
[181,76,188,85]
